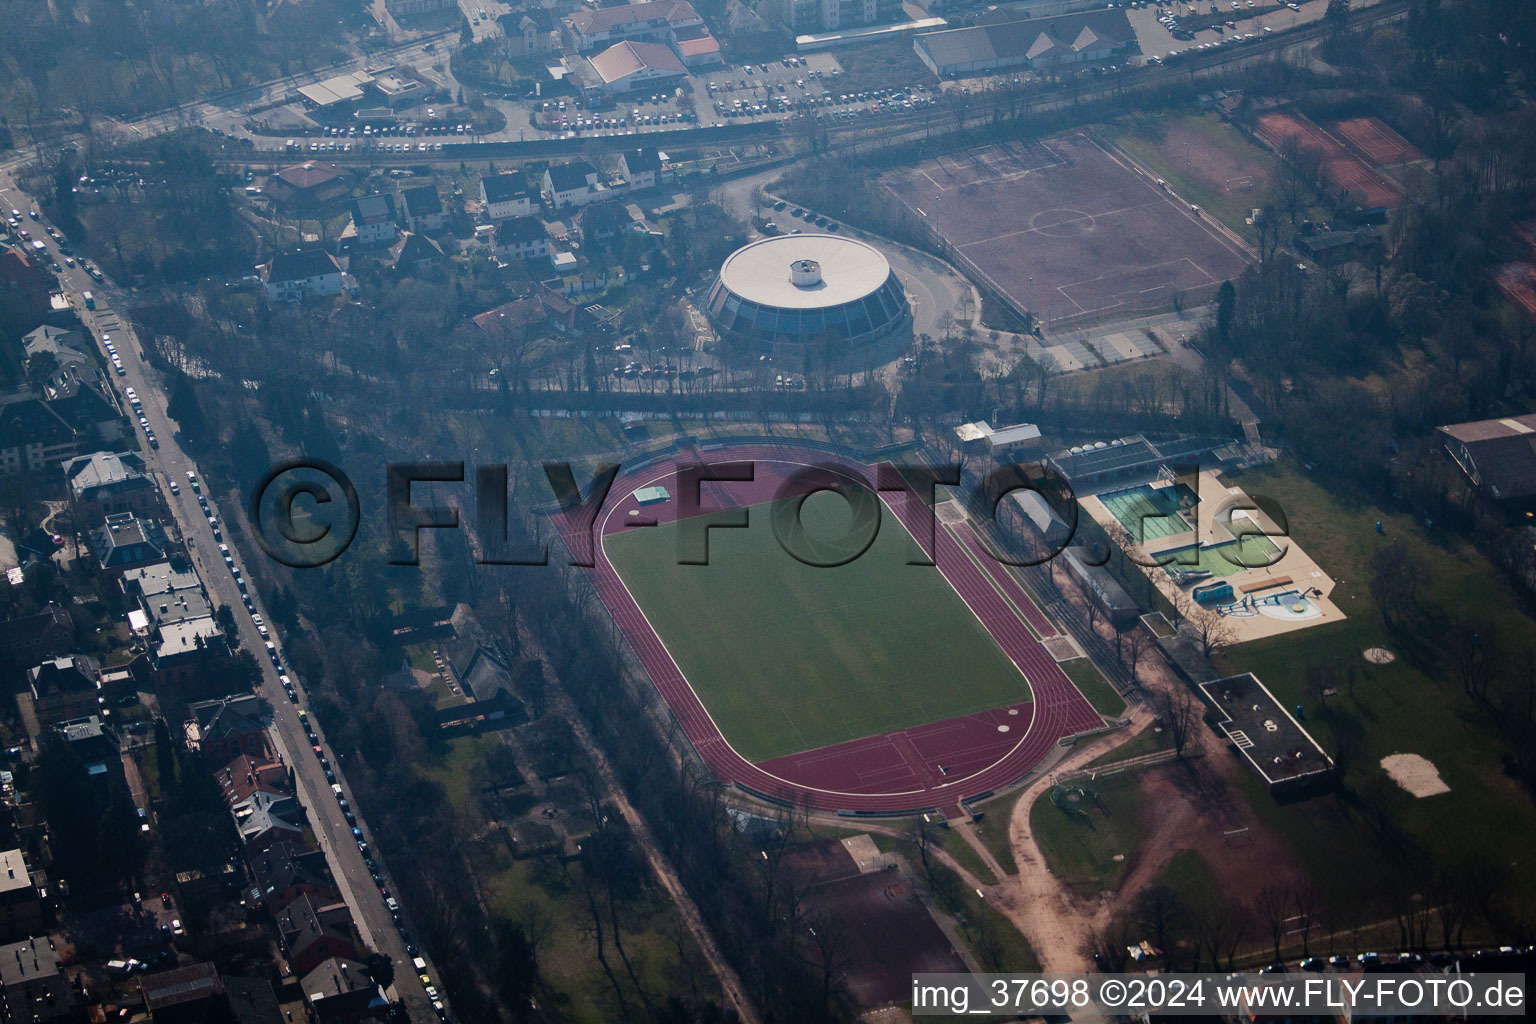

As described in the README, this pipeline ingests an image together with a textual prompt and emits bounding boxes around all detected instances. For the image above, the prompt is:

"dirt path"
[998,716,1156,971]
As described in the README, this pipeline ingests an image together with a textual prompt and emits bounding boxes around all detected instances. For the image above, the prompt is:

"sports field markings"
[955,198,1169,249]
[601,458,1046,773]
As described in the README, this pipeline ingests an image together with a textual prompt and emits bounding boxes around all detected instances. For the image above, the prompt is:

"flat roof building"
[1199,673,1333,797]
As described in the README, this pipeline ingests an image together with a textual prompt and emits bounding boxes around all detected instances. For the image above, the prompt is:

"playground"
[1082,470,1343,643]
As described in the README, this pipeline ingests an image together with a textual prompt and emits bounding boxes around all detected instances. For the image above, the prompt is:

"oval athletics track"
[573,444,1105,815]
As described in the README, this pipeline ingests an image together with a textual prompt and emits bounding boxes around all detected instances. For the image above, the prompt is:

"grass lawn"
[1061,658,1126,718]
[1214,459,1536,916]
[1084,724,1174,769]
[968,791,1022,876]
[1151,849,1222,918]
[1109,113,1278,242]
[605,491,1036,762]
[474,842,713,1022]
[416,733,503,820]
[1028,773,1148,893]
[939,826,997,885]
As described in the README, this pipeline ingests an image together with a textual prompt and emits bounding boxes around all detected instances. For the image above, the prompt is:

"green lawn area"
[939,826,997,885]
[1084,724,1174,769]
[1028,773,1148,893]
[1214,459,1536,916]
[474,842,712,1022]
[969,792,1021,876]
[1061,658,1126,718]
[416,733,503,820]
[1151,849,1223,918]
[604,492,1035,762]
[1109,113,1279,242]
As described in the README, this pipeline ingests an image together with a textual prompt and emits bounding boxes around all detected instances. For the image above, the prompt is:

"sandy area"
[1381,753,1450,797]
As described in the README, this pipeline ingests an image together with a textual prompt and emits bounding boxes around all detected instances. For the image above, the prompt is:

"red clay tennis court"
[559,441,1105,818]
[1332,116,1424,167]
[1256,111,1402,209]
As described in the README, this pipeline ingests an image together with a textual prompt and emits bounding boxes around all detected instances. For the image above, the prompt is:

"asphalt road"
[0,173,441,1024]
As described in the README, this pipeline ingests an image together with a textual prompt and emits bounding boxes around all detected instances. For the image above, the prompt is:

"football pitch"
[603,492,1035,763]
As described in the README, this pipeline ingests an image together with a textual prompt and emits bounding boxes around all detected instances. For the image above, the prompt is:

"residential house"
[64,451,157,524]
[21,326,89,393]
[263,163,352,215]
[471,297,548,343]
[57,716,124,789]
[249,842,335,914]
[0,247,50,328]
[480,174,537,221]
[619,148,663,191]
[277,894,358,975]
[90,513,169,584]
[125,563,230,691]
[576,201,631,245]
[301,958,384,1024]
[543,161,601,210]
[185,695,271,764]
[1295,225,1384,267]
[0,852,43,945]
[260,250,344,303]
[0,604,75,667]
[501,9,559,58]
[234,790,305,854]
[27,656,100,729]
[140,963,228,1024]
[493,217,551,261]
[564,0,703,51]
[784,0,903,32]
[389,232,446,275]
[348,193,398,247]
[400,184,445,233]
[0,935,73,1023]
[43,379,120,447]
[217,751,289,810]
[0,393,77,477]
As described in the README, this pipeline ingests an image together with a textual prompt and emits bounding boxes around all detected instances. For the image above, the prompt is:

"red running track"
[560,442,1104,815]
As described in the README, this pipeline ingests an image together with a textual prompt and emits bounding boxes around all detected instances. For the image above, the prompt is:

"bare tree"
[1157,687,1198,757]
[1255,884,1295,962]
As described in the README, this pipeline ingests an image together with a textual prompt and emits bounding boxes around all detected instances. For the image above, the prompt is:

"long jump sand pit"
[1381,753,1451,798]
[884,132,1252,326]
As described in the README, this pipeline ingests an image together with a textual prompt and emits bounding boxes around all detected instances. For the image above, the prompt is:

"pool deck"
[1082,471,1345,643]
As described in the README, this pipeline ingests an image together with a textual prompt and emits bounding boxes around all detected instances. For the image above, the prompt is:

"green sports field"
[603,492,1034,763]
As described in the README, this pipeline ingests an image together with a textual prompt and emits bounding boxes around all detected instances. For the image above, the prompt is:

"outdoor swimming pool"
[1157,535,1282,577]
[1098,483,1199,541]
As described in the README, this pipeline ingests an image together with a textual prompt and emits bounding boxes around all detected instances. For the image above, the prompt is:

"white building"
[260,250,343,303]
[619,148,663,191]
[583,40,688,96]
[563,0,704,51]
[480,174,537,221]
[493,217,552,261]
[349,193,398,246]
[543,161,602,210]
